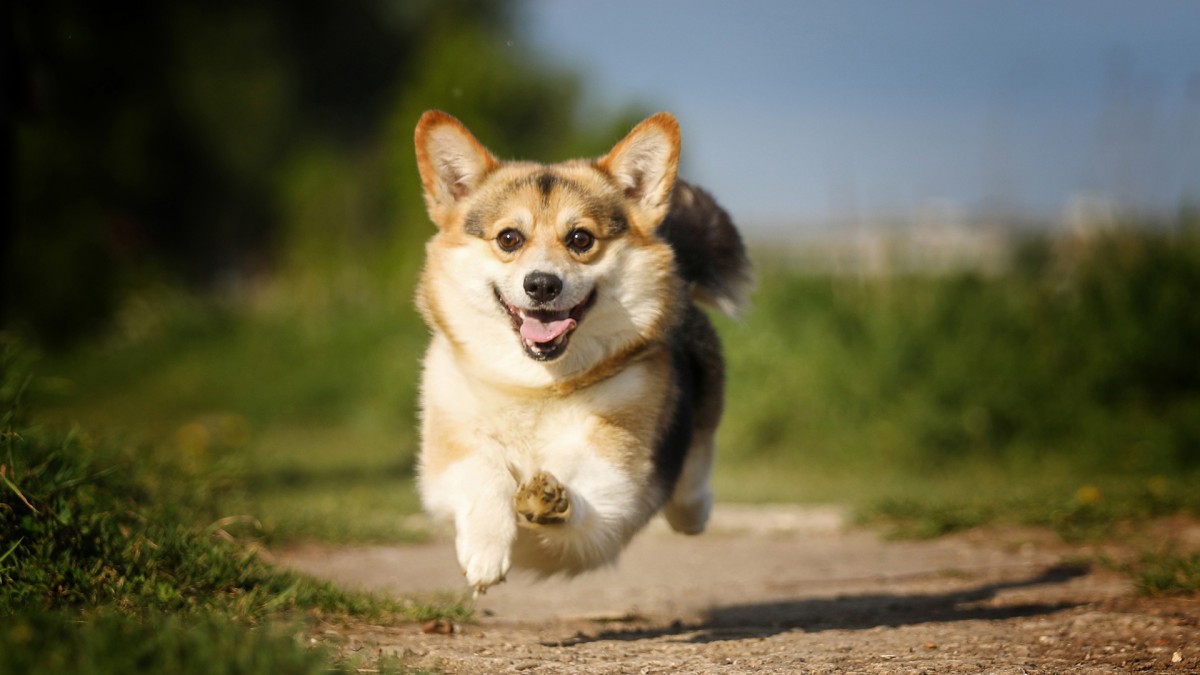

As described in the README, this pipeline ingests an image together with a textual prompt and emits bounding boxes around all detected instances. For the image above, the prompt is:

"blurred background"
[5,0,1199,542]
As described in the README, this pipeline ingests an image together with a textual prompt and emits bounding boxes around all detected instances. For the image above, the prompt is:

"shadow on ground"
[554,564,1089,645]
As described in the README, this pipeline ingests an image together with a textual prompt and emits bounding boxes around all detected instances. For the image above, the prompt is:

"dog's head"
[414,111,684,384]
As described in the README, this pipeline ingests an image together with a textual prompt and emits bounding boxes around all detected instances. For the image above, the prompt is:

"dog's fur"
[413,110,750,594]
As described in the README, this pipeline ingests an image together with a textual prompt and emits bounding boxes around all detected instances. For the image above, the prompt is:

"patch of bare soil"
[277,506,1199,674]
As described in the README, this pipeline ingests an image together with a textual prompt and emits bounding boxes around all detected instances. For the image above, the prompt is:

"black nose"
[523,272,562,304]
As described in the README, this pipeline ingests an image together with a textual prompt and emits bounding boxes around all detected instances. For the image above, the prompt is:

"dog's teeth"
[525,332,567,352]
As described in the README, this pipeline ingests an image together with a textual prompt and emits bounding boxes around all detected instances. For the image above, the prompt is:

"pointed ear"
[414,110,499,225]
[597,112,681,230]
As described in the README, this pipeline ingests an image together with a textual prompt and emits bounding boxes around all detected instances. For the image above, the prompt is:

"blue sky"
[522,1,1200,233]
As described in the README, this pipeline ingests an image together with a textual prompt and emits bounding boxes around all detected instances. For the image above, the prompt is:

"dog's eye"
[496,229,525,252]
[567,229,595,253]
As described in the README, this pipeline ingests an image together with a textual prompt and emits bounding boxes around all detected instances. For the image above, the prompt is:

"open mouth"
[495,288,596,361]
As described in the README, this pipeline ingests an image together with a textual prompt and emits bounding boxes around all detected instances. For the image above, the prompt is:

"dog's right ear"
[414,110,498,226]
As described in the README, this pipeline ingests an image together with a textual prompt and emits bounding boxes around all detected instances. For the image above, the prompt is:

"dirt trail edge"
[276,505,1198,674]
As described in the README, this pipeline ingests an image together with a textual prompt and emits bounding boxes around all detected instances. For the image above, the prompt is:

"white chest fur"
[417,334,667,585]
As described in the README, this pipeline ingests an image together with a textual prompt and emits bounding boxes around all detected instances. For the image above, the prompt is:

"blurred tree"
[5,0,641,345]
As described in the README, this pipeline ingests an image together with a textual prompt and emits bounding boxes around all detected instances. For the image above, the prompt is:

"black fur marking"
[516,172,593,202]
[654,306,725,496]
[463,210,487,238]
[654,342,696,494]
[537,172,557,199]
[525,172,630,237]
[606,204,629,236]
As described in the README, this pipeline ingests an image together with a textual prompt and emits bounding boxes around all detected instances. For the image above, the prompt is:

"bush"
[721,223,1200,475]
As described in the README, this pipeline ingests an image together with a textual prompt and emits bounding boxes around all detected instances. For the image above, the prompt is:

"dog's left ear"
[414,110,499,226]
[597,112,680,232]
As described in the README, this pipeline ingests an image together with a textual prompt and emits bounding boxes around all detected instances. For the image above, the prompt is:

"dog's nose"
[523,272,562,304]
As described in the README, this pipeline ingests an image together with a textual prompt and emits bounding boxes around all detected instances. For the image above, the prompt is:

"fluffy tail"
[658,181,753,316]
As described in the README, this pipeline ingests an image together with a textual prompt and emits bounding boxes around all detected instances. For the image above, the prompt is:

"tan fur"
[411,110,740,593]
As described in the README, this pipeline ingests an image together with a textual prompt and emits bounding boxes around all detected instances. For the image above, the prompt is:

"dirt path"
[277,505,1198,674]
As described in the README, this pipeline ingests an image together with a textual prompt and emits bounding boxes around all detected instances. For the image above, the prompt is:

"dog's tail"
[658,181,753,316]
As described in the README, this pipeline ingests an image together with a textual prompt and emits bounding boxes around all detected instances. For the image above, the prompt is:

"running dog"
[413,110,750,593]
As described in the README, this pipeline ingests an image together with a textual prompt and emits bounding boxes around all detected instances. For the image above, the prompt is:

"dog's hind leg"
[663,307,723,535]
[662,427,715,534]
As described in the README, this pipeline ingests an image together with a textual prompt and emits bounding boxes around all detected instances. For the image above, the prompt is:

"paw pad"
[514,471,571,526]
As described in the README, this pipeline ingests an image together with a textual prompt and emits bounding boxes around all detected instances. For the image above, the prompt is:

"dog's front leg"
[427,455,518,595]
[514,470,573,526]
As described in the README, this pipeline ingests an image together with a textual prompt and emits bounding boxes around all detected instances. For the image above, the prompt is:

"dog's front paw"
[456,526,512,595]
[514,471,572,526]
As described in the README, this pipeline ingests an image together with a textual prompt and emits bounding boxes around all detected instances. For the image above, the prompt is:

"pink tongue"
[519,316,577,343]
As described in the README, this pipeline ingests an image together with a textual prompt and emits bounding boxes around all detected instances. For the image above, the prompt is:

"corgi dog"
[412,110,750,594]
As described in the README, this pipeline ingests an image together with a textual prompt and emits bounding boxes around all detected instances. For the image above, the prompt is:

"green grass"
[858,470,1200,541]
[1126,549,1200,596]
[34,291,432,544]
[0,609,439,674]
[0,612,365,675]
[2,338,467,673]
